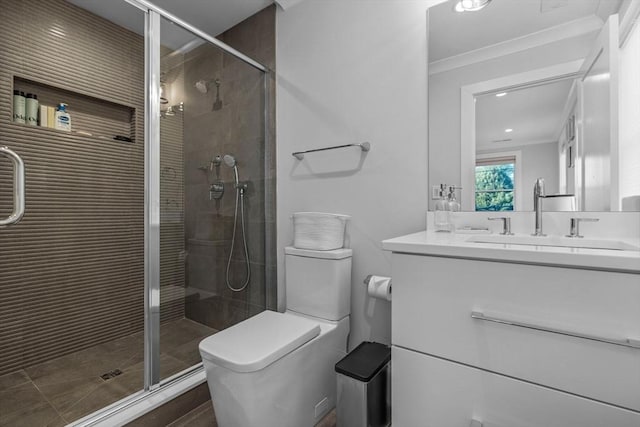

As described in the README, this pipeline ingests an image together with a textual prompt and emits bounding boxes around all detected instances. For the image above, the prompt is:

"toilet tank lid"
[199,311,320,373]
[285,246,353,259]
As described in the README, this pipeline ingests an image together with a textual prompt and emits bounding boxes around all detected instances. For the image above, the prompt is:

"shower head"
[223,154,236,168]
[223,154,240,186]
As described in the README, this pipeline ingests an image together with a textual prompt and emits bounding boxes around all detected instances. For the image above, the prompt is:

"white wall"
[478,142,559,211]
[428,34,595,209]
[276,0,441,348]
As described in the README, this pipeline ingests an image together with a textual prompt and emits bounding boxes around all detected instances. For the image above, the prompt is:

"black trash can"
[335,341,391,427]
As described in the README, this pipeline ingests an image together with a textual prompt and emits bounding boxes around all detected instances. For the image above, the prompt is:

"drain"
[100,369,123,381]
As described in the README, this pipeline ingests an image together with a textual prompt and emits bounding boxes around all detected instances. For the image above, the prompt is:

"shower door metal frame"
[144,7,162,390]
[73,1,271,425]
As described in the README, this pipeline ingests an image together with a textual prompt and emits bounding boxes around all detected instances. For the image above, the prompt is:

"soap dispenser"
[434,183,451,232]
[447,186,461,213]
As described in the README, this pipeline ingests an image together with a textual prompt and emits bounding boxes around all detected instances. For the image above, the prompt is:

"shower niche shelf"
[12,76,136,143]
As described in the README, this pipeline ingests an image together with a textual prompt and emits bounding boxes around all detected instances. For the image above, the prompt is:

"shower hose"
[225,187,251,292]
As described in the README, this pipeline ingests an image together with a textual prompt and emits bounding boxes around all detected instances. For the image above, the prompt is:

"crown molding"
[429,15,602,75]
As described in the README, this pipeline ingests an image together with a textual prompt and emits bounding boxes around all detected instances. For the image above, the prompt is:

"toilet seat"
[199,310,320,373]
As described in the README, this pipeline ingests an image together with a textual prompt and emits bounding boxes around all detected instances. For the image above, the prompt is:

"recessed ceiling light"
[505,128,513,133]
[495,92,507,97]
[454,0,492,12]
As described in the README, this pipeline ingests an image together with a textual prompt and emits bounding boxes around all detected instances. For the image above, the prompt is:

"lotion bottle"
[54,103,71,131]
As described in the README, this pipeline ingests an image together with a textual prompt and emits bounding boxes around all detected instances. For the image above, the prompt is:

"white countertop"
[382,231,640,273]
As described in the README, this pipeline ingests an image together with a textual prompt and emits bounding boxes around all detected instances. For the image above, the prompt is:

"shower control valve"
[209,181,224,200]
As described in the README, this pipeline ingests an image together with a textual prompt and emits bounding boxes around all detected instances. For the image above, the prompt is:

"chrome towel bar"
[292,142,370,160]
[471,310,640,349]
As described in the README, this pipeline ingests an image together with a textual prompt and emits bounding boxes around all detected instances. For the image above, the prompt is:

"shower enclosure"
[0,0,275,425]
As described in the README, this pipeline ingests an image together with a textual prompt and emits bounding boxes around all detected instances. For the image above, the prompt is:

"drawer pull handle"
[471,311,640,349]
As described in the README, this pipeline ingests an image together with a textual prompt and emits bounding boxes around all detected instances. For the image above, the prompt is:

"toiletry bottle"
[13,90,26,124]
[39,104,49,127]
[434,184,451,232]
[54,103,71,131]
[447,186,461,212]
[447,186,461,232]
[25,93,39,126]
[47,106,55,128]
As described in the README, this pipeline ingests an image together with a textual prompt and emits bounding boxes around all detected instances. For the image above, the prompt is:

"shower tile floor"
[0,318,216,427]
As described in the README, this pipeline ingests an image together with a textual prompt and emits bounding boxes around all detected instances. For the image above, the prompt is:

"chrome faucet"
[532,178,575,236]
[533,178,546,236]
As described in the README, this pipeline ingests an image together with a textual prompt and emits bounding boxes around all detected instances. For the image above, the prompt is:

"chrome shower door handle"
[0,146,25,227]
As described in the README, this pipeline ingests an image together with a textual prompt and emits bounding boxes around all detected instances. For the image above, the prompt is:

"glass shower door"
[0,0,147,424]
[156,14,271,382]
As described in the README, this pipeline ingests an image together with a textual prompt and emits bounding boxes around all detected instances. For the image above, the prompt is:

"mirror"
[428,0,640,211]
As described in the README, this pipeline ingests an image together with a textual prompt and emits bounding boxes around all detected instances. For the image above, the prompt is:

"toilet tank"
[285,246,352,321]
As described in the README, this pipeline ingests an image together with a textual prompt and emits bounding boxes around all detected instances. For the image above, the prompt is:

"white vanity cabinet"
[390,252,640,426]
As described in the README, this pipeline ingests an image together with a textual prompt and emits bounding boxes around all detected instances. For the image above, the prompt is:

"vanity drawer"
[392,346,640,427]
[391,254,640,411]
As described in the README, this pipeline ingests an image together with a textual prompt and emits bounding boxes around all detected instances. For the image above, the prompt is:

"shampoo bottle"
[13,90,26,124]
[54,103,71,131]
[25,93,39,126]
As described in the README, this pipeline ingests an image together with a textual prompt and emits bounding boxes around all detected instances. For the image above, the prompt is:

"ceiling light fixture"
[505,128,513,133]
[454,0,492,12]
[495,92,507,97]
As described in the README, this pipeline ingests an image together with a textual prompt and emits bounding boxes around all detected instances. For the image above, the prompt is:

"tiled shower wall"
[0,0,184,375]
[182,6,277,329]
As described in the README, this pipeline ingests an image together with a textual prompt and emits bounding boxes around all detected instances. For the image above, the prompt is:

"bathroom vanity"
[383,223,640,426]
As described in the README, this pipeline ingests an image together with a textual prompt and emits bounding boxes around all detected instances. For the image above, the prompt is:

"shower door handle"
[0,146,25,227]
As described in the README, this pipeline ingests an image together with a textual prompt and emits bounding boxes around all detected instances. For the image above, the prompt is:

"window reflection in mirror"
[475,156,515,212]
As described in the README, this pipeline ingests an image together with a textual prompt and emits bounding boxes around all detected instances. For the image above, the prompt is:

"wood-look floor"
[168,402,337,427]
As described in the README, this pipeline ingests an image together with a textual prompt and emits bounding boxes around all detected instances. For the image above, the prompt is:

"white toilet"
[199,246,352,427]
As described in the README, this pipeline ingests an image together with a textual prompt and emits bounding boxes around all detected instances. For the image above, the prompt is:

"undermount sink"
[466,234,640,251]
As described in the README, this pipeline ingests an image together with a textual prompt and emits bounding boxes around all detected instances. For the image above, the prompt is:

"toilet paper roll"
[367,275,392,302]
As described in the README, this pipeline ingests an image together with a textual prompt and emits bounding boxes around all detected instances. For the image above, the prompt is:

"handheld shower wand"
[222,154,250,292]
[223,154,241,189]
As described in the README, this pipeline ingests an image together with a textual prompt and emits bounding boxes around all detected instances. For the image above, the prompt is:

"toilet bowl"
[199,247,352,427]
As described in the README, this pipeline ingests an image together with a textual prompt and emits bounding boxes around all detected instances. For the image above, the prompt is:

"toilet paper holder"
[363,275,392,301]
[363,275,392,285]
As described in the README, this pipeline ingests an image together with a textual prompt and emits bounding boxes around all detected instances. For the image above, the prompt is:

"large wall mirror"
[428,0,640,212]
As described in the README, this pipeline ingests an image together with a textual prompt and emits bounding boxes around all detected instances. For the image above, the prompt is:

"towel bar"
[292,142,370,160]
